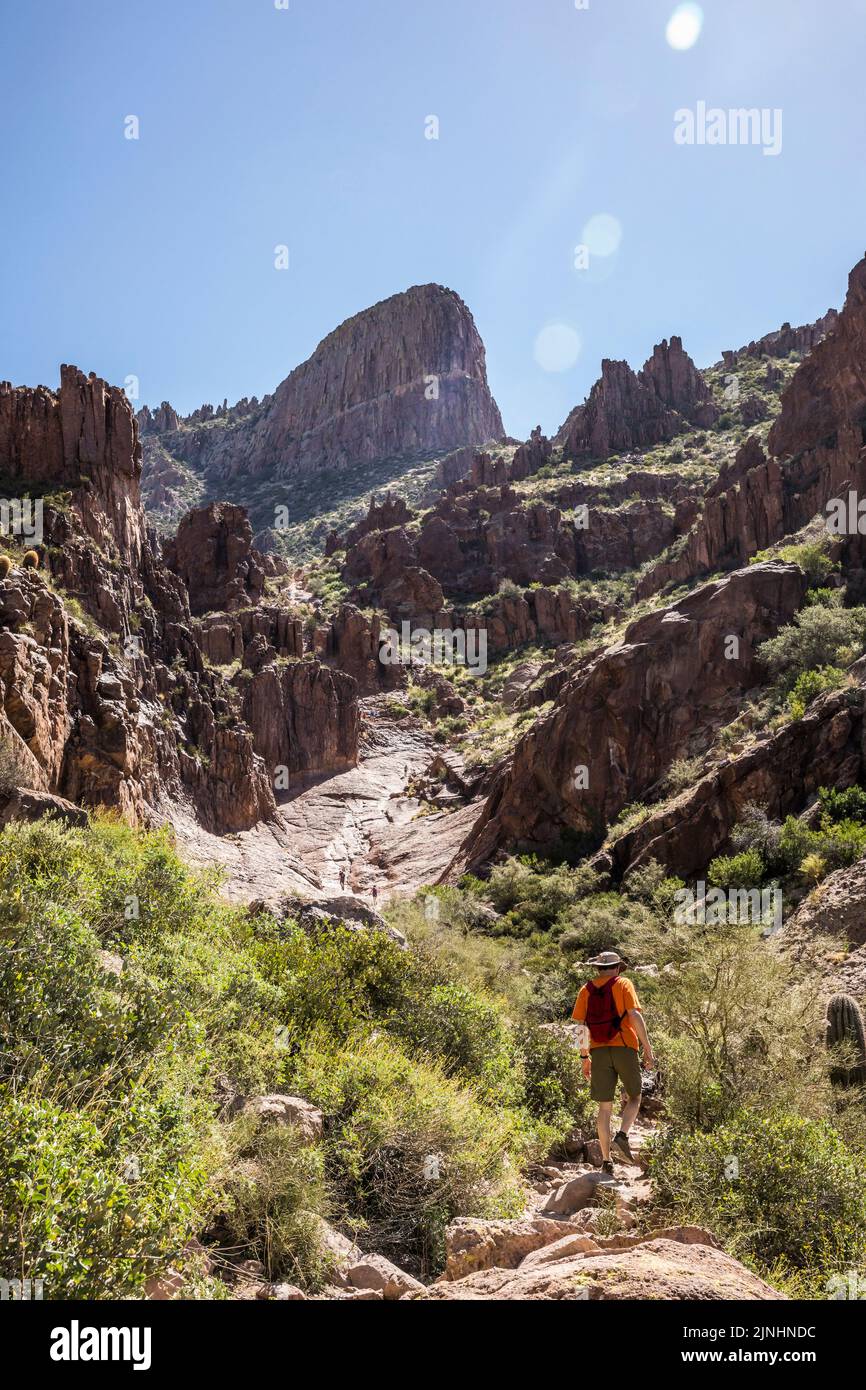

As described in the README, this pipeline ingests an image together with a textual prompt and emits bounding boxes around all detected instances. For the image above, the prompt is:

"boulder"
[242,1094,323,1143]
[444,1216,590,1281]
[343,1253,424,1300]
[421,1237,787,1301]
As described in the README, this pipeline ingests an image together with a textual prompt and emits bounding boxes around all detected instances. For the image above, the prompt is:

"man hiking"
[571,951,654,1176]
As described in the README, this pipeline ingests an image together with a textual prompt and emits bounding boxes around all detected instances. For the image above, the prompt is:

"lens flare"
[666,2,703,50]
[534,324,581,373]
[582,213,622,258]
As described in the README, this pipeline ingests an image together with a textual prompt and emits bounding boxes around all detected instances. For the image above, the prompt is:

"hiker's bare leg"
[619,1091,641,1136]
[597,1101,613,1160]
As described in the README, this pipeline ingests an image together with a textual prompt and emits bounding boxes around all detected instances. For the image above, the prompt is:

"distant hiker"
[339,866,347,891]
[571,951,654,1177]
[371,883,379,907]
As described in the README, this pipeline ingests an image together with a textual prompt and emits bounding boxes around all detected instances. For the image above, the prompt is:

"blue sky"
[2,0,865,440]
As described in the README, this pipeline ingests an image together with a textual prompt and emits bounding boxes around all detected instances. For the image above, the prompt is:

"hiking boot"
[601,1159,615,1177]
[611,1130,634,1163]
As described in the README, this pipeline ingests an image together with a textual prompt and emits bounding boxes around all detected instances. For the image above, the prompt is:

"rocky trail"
[170,695,478,907]
[231,1111,785,1301]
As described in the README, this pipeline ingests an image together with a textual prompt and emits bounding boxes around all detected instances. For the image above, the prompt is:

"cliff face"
[0,369,363,834]
[0,365,144,563]
[141,286,505,529]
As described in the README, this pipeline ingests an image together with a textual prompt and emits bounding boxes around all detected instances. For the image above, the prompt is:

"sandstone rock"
[518,1233,602,1268]
[444,1217,590,1281]
[0,786,87,828]
[540,1170,617,1215]
[163,502,265,615]
[258,1282,307,1300]
[242,1094,323,1143]
[343,1253,424,1299]
[420,1237,786,1301]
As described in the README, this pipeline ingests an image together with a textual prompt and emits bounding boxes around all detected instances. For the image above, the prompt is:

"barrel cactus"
[0,555,10,579]
[826,993,866,1086]
[22,550,39,569]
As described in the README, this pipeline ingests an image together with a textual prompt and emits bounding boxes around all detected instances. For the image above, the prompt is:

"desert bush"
[289,1031,530,1275]
[664,756,703,793]
[215,1116,327,1287]
[707,848,765,890]
[650,927,826,1130]
[650,1108,866,1282]
[786,666,847,718]
[758,601,866,693]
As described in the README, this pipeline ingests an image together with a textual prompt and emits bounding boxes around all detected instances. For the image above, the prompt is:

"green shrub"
[289,1031,530,1275]
[707,848,765,889]
[650,929,825,1130]
[650,1108,866,1281]
[786,666,846,719]
[819,784,866,825]
[0,1093,208,1299]
[216,1117,327,1287]
[664,756,703,793]
[758,602,866,693]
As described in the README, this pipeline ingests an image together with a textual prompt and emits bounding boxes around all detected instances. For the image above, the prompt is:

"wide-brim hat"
[585,951,625,969]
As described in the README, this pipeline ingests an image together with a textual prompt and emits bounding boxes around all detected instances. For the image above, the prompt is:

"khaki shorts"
[589,1045,642,1103]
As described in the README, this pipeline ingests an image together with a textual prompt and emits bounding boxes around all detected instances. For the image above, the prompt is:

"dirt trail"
[169,696,480,907]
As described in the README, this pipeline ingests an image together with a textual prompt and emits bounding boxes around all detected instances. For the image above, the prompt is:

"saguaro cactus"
[826,993,866,1085]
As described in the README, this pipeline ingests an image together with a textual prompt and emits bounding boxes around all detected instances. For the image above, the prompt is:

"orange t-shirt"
[572,975,641,1051]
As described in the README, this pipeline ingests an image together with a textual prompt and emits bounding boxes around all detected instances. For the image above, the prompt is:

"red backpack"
[585,976,624,1044]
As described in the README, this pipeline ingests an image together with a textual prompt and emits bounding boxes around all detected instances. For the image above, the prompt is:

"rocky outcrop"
[241,658,358,780]
[163,502,265,615]
[422,1230,785,1301]
[0,365,144,563]
[640,336,719,428]
[557,358,682,460]
[454,562,806,868]
[144,286,504,503]
[769,256,866,463]
[556,337,717,461]
[637,256,866,600]
[721,307,840,368]
[0,366,366,836]
[602,671,866,884]
[137,402,180,435]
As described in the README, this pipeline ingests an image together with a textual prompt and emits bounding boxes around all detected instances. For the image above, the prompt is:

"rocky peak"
[137,401,181,435]
[556,336,715,461]
[639,336,719,427]
[0,364,144,564]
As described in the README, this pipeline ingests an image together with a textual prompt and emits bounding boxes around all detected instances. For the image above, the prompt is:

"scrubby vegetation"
[394,845,866,1294]
[0,815,581,1297]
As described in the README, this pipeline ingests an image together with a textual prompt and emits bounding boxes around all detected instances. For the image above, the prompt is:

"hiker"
[571,951,654,1176]
[371,882,379,907]
[339,865,347,891]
